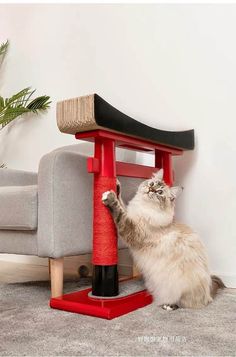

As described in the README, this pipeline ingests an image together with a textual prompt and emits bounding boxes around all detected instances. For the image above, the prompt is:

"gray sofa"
[0,144,139,297]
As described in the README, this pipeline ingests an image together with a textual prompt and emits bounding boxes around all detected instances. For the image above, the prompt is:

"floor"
[0,261,236,357]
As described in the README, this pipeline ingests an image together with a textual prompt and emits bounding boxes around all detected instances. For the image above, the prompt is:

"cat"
[102,169,225,310]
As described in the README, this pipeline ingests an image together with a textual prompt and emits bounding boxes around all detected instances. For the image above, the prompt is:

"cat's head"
[138,169,183,209]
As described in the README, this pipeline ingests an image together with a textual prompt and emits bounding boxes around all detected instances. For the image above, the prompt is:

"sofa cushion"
[0,185,38,230]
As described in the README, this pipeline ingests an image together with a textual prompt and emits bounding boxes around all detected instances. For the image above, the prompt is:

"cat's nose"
[148,187,155,192]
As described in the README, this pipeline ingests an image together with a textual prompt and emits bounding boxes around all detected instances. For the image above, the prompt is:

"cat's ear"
[170,186,183,201]
[152,168,164,181]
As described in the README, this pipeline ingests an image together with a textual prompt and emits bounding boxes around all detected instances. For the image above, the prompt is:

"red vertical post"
[92,138,118,296]
[155,150,173,186]
[162,152,173,186]
[155,149,163,169]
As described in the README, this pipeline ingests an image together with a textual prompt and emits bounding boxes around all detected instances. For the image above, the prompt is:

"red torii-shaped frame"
[50,129,183,319]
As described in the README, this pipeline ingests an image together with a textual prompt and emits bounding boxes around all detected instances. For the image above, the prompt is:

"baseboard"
[0,250,133,277]
[1,255,234,287]
[0,254,47,266]
[118,264,133,276]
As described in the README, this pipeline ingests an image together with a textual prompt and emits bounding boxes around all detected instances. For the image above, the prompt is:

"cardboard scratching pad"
[57,94,194,150]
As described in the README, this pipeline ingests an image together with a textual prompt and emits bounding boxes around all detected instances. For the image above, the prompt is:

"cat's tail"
[210,275,225,298]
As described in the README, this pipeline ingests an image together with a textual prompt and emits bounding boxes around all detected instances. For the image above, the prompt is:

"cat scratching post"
[50,94,194,319]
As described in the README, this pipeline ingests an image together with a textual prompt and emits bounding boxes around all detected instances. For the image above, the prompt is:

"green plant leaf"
[0,40,9,57]
[0,96,4,110]
[0,87,51,129]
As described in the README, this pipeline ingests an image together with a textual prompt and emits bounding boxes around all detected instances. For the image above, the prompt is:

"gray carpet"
[0,279,236,357]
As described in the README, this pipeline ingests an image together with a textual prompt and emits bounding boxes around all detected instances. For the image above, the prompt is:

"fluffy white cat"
[102,169,224,310]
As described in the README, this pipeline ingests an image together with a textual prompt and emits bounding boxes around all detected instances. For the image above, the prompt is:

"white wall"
[0,4,236,286]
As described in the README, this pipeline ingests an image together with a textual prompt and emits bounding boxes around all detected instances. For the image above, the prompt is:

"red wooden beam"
[116,162,157,179]
[162,152,173,186]
[76,130,183,156]
[87,158,159,179]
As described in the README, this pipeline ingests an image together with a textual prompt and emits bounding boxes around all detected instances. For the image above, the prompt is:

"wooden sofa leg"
[48,258,51,277]
[49,258,64,298]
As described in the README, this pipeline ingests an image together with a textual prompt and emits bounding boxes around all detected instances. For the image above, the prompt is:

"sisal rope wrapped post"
[92,137,119,296]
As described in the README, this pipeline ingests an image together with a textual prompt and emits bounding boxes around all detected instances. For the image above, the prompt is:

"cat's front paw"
[102,190,117,207]
[116,179,121,197]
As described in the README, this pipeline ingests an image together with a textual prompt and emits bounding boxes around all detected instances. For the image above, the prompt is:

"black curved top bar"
[94,94,194,151]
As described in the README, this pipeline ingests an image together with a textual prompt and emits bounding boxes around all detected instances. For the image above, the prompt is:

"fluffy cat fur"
[102,169,224,310]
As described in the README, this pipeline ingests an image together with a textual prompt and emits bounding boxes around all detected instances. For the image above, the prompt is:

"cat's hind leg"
[178,288,212,309]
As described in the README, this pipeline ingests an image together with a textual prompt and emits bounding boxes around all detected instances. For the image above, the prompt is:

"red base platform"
[50,287,153,320]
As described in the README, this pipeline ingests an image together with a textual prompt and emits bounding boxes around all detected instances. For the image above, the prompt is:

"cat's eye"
[157,190,163,194]
[149,182,154,187]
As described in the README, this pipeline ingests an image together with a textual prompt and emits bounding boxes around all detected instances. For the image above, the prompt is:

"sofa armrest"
[37,147,93,258]
[0,168,37,187]
[37,144,142,259]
